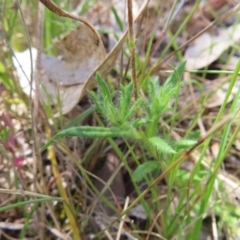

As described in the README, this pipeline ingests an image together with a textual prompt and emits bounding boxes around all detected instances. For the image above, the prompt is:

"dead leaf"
[39,23,106,115]
[185,23,240,69]
[53,25,106,86]
[128,204,147,220]
[204,80,240,108]
[80,0,149,102]
[14,0,149,116]
[57,0,149,115]
[14,23,106,114]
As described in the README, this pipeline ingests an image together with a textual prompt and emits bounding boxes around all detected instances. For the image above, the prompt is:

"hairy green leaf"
[96,72,111,101]
[148,137,176,154]
[41,126,138,151]
[174,139,197,149]
[132,161,160,182]
[165,61,186,86]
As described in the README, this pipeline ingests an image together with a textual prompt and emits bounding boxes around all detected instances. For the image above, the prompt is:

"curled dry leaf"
[53,25,106,86]
[185,23,240,69]
[14,23,106,115]
[80,0,149,100]
[39,23,106,115]
[61,0,149,114]
[14,0,149,116]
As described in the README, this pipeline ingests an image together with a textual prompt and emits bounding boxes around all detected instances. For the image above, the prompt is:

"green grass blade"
[0,197,63,213]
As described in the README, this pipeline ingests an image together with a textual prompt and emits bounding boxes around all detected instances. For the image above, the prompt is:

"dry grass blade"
[45,126,82,240]
[152,3,240,72]
[116,197,130,240]
[127,0,138,99]
[35,2,45,238]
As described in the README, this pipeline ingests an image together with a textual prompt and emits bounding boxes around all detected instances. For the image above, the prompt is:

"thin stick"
[146,210,163,240]
[150,0,182,57]
[15,1,46,239]
[35,2,46,239]
[116,197,130,240]
[127,0,138,99]
[152,3,240,73]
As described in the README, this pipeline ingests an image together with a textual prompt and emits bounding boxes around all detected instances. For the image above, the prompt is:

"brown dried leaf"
[80,0,149,100]
[204,80,240,108]
[14,0,149,116]
[38,23,106,115]
[44,0,149,115]
[185,23,240,69]
[14,23,106,115]
[53,24,106,86]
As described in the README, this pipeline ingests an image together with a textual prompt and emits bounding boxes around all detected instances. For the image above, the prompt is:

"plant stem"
[127,0,138,99]
[46,126,82,240]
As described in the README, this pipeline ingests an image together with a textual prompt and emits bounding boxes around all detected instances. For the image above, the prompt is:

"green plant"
[2,0,240,239]
[41,58,240,239]
[42,62,191,164]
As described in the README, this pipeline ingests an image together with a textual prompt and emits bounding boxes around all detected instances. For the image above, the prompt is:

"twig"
[152,3,240,73]
[45,127,82,240]
[116,196,129,240]
[35,2,46,239]
[15,1,45,238]
[150,0,184,57]
[146,210,163,240]
[127,0,138,99]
